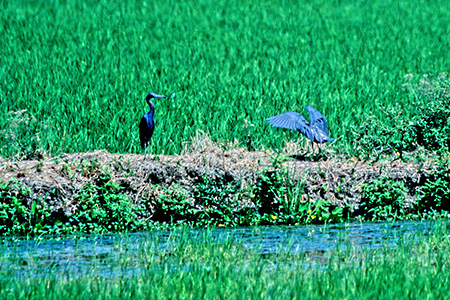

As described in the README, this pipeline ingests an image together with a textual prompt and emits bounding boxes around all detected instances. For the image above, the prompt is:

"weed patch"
[71,178,150,233]
[0,180,52,235]
[417,159,450,215]
[352,73,450,160]
[358,176,410,221]
[0,176,151,236]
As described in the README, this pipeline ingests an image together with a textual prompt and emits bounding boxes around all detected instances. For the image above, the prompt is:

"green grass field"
[1,223,450,299]
[1,0,449,157]
[2,2,450,295]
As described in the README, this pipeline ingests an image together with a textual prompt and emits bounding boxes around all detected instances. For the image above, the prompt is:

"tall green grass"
[1,223,450,299]
[1,0,449,156]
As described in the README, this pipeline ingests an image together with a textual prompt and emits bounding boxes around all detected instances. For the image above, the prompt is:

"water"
[1,220,447,278]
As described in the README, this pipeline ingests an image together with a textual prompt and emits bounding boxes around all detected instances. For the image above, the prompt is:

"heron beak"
[147,93,166,100]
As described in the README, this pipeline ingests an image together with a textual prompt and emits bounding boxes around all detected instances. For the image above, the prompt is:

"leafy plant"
[254,153,343,224]
[253,154,299,222]
[0,180,53,235]
[352,73,450,160]
[358,176,409,221]
[153,177,259,227]
[152,185,196,225]
[0,110,51,159]
[418,159,450,214]
[411,73,450,153]
[192,175,244,227]
[72,179,150,233]
[351,104,416,161]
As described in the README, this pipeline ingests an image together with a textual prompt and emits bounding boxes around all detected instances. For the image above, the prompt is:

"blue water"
[1,220,447,278]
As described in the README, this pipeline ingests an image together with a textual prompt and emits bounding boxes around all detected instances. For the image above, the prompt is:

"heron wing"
[306,106,329,135]
[267,112,305,130]
[296,118,314,142]
[310,127,330,143]
[267,112,315,142]
[139,114,154,149]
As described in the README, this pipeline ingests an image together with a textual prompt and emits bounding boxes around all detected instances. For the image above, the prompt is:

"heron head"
[146,93,166,101]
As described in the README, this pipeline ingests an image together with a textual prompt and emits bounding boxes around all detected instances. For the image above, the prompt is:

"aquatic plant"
[1,222,450,300]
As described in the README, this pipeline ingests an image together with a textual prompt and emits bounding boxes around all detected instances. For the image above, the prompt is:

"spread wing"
[267,112,314,142]
[267,112,304,130]
[306,106,329,135]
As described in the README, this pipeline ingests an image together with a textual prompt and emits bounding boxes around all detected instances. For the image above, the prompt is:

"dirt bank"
[0,146,436,215]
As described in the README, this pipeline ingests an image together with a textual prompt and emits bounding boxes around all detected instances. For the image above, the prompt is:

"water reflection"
[1,220,447,278]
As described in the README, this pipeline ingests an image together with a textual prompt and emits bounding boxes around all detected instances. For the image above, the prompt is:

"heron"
[139,92,165,150]
[266,106,335,154]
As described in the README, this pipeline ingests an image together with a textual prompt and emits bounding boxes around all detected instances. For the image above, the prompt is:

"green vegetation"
[1,0,450,157]
[349,72,450,221]
[253,154,344,224]
[418,159,450,214]
[0,178,152,235]
[1,0,450,233]
[0,156,345,236]
[3,1,450,295]
[154,154,345,229]
[2,149,449,236]
[353,73,450,160]
[359,175,410,220]
[0,181,52,235]
[1,222,450,299]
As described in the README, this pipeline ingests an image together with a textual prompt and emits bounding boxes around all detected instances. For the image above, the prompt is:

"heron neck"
[147,101,155,115]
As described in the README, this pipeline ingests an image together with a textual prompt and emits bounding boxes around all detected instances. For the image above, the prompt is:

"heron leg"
[144,143,149,161]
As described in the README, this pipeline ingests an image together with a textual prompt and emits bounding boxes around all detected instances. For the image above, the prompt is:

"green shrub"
[0,176,152,236]
[358,176,409,221]
[71,178,150,233]
[418,159,450,214]
[152,185,196,225]
[0,110,52,159]
[0,180,53,235]
[351,104,416,160]
[254,153,344,224]
[412,74,450,153]
[352,73,450,160]
[152,177,260,227]
[192,175,248,227]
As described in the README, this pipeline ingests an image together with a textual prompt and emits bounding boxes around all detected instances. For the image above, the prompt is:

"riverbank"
[1,142,447,235]
[0,148,434,210]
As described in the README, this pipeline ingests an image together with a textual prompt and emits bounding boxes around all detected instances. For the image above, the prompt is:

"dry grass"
[0,131,436,215]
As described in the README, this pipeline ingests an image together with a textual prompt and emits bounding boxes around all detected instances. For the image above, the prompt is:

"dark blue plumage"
[267,106,335,146]
[139,93,165,150]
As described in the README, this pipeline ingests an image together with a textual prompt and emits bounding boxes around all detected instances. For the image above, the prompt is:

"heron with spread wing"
[267,106,334,153]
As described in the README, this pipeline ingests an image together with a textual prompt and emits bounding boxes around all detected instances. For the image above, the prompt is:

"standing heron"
[267,106,335,153]
[139,92,165,150]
